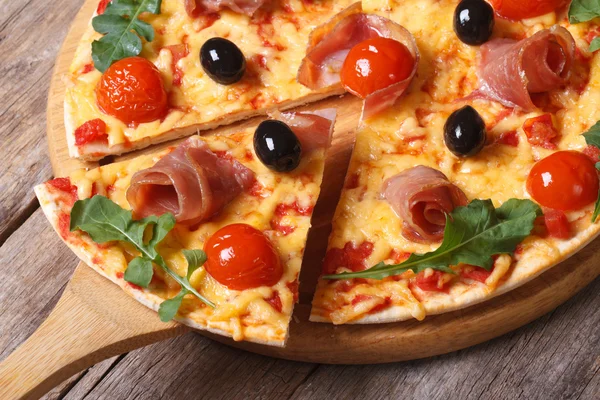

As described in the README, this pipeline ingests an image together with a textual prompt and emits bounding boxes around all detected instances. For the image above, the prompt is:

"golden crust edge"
[309,221,600,324]
[65,87,345,160]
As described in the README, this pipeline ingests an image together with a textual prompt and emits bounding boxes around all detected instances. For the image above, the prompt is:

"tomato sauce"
[265,291,283,313]
[497,130,519,147]
[164,43,189,87]
[411,270,450,293]
[322,241,375,275]
[74,119,108,147]
[47,177,78,206]
[461,266,493,283]
[522,114,558,150]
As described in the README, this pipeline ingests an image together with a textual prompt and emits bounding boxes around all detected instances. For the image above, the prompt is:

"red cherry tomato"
[203,224,283,290]
[96,57,168,126]
[527,151,599,211]
[488,0,568,20]
[340,37,415,99]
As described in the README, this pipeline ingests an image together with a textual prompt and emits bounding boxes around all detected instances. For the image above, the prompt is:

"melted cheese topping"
[55,128,326,343]
[66,0,353,156]
[311,0,600,324]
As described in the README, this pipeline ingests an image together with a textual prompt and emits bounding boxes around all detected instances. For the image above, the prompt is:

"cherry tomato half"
[96,57,168,126]
[340,37,415,99]
[204,224,283,290]
[527,151,599,211]
[488,0,569,20]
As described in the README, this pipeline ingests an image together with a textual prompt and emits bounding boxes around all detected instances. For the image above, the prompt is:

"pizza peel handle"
[0,263,188,400]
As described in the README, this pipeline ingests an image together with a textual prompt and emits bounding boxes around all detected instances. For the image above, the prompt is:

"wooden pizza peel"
[1,0,599,398]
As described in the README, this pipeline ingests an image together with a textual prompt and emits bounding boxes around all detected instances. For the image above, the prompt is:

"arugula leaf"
[70,195,173,259]
[70,195,215,317]
[323,199,541,280]
[583,121,600,148]
[91,0,162,72]
[159,292,186,322]
[568,0,600,24]
[590,37,600,52]
[158,250,208,321]
[583,121,600,221]
[568,1,600,51]
[125,257,153,287]
[183,249,207,280]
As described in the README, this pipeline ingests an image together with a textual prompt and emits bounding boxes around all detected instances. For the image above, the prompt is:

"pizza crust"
[38,124,330,345]
[66,89,343,160]
[316,221,600,324]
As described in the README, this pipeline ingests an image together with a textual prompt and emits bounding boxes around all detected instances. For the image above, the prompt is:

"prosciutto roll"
[477,26,576,111]
[297,3,419,120]
[382,166,468,243]
[126,137,255,225]
[270,109,337,152]
[184,0,267,16]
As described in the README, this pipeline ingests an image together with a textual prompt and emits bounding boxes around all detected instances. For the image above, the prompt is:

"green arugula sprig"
[569,0,600,52]
[582,121,600,221]
[91,0,162,72]
[323,199,541,281]
[70,195,215,321]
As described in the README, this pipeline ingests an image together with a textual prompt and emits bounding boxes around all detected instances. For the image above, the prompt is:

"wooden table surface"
[1,1,599,399]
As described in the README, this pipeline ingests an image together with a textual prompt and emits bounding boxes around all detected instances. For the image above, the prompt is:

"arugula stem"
[154,258,215,308]
[123,231,215,308]
[323,200,540,280]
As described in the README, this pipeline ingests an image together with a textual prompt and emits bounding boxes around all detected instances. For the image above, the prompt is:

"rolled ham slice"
[297,3,419,120]
[184,0,267,17]
[272,109,337,152]
[126,137,255,225]
[477,26,576,111]
[382,166,468,243]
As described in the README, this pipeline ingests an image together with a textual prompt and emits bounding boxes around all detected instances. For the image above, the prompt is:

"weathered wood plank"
[65,334,317,400]
[0,0,82,244]
[0,210,78,361]
[288,278,600,400]
[47,356,122,400]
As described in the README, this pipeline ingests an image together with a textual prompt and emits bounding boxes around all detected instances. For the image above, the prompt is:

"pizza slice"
[66,0,354,160]
[37,110,335,346]
[310,0,600,324]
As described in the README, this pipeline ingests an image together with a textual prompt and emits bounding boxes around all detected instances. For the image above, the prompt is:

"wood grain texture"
[0,242,186,400]
[0,0,599,398]
[0,210,77,361]
[0,0,83,245]
[68,334,318,400]
[289,279,600,400]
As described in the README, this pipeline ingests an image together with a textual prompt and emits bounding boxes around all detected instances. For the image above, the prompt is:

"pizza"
[66,0,353,160]
[37,110,335,345]
[309,0,600,324]
[38,0,600,346]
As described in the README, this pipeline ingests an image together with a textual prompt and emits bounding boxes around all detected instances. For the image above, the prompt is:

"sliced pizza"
[66,0,353,160]
[37,110,335,345]
[310,0,600,324]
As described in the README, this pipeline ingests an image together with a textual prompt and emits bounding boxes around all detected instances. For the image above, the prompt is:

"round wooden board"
[46,0,600,365]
